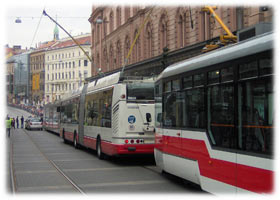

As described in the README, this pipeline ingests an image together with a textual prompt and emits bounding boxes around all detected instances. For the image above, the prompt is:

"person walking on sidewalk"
[21,116,24,128]
[16,116,19,128]
[6,117,12,137]
[11,118,15,129]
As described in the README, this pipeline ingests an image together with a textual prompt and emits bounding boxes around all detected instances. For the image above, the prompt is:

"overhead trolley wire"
[29,8,44,48]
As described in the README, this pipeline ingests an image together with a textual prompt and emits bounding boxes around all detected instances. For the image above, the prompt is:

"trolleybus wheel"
[63,130,67,144]
[96,137,104,160]
[74,133,79,149]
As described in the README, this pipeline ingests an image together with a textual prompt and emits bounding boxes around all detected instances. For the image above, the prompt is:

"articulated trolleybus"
[60,72,155,159]
[154,32,274,194]
[43,101,61,135]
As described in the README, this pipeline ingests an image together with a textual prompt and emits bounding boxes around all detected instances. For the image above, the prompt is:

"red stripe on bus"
[64,131,74,142]
[101,140,155,155]
[156,135,273,193]
[82,136,154,155]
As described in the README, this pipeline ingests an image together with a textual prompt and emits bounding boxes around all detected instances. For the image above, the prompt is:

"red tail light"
[136,139,140,143]
[130,139,134,144]
[125,139,129,144]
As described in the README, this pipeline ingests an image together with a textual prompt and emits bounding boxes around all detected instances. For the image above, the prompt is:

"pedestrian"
[16,116,19,128]
[11,118,15,129]
[6,117,12,137]
[21,116,24,128]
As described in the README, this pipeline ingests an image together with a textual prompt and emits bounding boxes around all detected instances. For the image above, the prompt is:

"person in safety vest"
[6,117,12,137]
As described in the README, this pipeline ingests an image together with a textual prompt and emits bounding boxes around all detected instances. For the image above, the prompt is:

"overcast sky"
[5,5,92,49]
[2,0,278,50]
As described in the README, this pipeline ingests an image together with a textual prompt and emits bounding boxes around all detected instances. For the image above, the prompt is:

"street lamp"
[94,15,108,71]
[15,17,22,23]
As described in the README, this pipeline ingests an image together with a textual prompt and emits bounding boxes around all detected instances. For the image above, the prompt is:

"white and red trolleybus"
[59,72,155,159]
[154,32,274,194]
[43,101,60,135]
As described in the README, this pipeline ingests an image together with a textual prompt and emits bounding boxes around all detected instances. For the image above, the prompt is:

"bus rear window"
[127,82,154,100]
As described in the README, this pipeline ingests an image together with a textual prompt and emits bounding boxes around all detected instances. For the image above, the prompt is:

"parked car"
[25,118,43,130]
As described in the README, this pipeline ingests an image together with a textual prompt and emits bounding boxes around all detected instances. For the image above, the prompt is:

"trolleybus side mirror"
[146,113,152,123]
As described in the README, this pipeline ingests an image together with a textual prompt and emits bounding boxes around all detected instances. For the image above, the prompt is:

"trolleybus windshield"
[127,82,154,101]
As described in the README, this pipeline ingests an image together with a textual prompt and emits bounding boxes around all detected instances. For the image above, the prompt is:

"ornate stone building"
[89,6,273,77]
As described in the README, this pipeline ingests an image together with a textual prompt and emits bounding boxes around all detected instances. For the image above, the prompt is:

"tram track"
[9,130,16,194]
[10,128,85,194]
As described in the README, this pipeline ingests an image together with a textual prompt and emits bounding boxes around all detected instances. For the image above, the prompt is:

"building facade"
[44,34,91,103]
[30,50,45,105]
[6,45,27,104]
[89,6,273,77]
[30,41,56,106]
[12,51,31,104]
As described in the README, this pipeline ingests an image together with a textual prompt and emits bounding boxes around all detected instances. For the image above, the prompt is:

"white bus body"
[60,72,155,158]
[154,32,274,194]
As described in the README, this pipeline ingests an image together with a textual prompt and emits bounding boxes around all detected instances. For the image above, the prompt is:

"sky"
[2,0,279,50]
[5,5,92,49]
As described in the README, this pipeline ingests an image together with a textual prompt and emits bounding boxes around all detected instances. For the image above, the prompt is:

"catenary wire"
[29,10,44,48]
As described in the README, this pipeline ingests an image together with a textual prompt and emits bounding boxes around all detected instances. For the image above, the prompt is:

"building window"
[145,22,153,58]
[116,7,121,27]
[124,35,130,64]
[84,60,88,67]
[125,7,130,21]
[104,17,108,37]
[177,13,184,48]
[103,47,108,69]
[133,29,141,63]
[84,70,88,78]
[116,40,122,68]
[159,13,168,52]
[109,44,114,70]
[109,11,114,33]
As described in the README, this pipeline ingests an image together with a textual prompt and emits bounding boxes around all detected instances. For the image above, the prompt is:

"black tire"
[63,130,67,144]
[74,133,79,149]
[96,137,104,160]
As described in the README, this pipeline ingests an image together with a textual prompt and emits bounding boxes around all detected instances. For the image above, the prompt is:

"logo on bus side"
[128,115,136,124]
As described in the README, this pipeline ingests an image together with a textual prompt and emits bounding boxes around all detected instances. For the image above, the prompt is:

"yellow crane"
[202,6,237,52]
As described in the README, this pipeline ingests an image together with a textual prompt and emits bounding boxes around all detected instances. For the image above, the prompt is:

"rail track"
[9,128,85,194]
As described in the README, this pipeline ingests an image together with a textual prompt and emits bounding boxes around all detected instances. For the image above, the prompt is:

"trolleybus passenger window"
[183,88,205,128]
[164,81,171,93]
[183,76,192,88]
[259,58,272,76]
[207,84,235,149]
[239,60,258,79]
[208,70,220,84]
[172,79,180,91]
[100,90,112,128]
[238,78,273,155]
[194,73,204,87]
[221,67,233,82]
[163,92,182,127]
[84,94,99,126]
